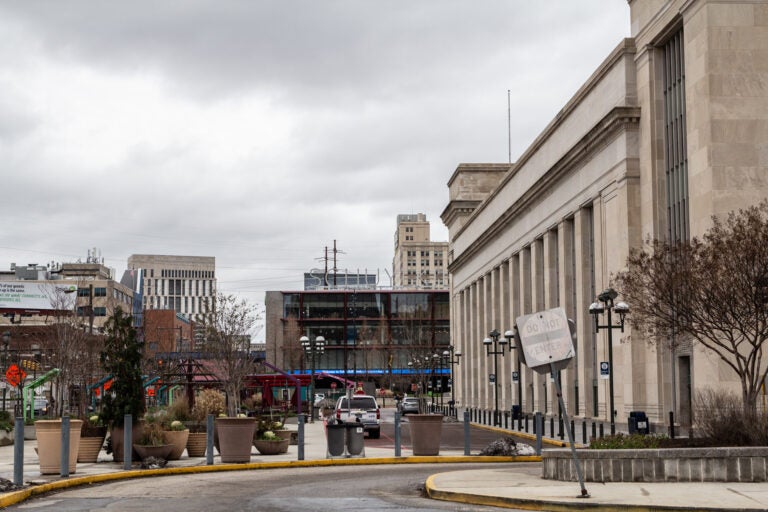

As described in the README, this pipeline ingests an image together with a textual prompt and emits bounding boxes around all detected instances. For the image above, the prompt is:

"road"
[8,463,537,511]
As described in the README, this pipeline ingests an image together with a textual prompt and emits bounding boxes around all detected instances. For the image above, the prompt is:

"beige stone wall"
[444,0,768,429]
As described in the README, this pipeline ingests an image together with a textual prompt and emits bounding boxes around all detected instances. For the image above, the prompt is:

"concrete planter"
[164,429,189,460]
[186,432,207,457]
[35,419,83,475]
[24,424,36,440]
[0,429,13,447]
[134,443,173,461]
[408,414,443,456]
[215,417,256,463]
[253,438,290,455]
[110,422,144,463]
[543,446,768,483]
[77,436,106,463]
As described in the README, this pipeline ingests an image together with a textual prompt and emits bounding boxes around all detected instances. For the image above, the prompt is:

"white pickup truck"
[333,394,380,439]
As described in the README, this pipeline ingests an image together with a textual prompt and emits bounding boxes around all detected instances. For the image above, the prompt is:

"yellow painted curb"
[425,473,660,512]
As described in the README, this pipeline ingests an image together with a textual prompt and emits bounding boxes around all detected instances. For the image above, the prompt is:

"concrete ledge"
[543,447,768,483]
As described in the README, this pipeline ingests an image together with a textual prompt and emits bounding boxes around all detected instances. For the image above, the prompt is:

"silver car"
[399,397,420,415]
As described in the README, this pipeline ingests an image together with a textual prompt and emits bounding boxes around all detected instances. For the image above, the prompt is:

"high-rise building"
[392,213,448,289]
[124,254,216,321]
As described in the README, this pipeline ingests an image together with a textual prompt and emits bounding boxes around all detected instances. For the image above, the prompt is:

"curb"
[0,455,539,509]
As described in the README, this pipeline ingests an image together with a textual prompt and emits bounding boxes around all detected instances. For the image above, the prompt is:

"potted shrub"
[77,414,107,463]
[133,421,172,461]
[99,308,146,462]
[163,420,189,460]
[253,429,290,455]
[162,398,191,460]
[186,388,225,457]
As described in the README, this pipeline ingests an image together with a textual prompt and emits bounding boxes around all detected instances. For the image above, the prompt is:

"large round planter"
[408,414,443,456]
[186,432,207,457]
[253,438,290,455]
[164,429,189,460]
[134,444,173,461]
[77,436,106,463]
[215,417,256,463]
[35,419,83,475]
[110,422,144,463]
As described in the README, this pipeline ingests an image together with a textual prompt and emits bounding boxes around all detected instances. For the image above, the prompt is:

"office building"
[392,213,448,289]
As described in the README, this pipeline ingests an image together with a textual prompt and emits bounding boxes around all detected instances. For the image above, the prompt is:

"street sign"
[600,361,610,380]
[516,307,575,374]
[512,371,519,383]
[5,364,26,388]
[489,373,496,383]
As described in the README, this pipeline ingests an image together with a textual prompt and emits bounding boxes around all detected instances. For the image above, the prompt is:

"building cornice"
[448,106,641,275]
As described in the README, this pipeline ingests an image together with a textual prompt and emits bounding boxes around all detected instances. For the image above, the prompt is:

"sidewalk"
[1,418,767,511]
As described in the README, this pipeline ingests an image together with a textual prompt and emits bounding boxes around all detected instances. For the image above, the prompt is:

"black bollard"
[582,420,587,444]
[591,421,596,440]
[550,416,554,437]
[599,422,604,438]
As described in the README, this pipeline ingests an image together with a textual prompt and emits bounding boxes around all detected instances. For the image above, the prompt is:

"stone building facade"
[442,0,768,430]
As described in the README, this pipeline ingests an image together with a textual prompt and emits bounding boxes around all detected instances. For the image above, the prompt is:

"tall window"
[663,28,689,242]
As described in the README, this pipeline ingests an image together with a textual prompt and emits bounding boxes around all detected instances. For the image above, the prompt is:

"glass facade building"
[267,290,450,391]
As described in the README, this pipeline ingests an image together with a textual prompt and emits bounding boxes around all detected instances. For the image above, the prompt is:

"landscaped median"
[0,455,540,509]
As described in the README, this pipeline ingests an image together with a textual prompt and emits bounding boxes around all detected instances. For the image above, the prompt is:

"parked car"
[398,397,420,415]
[334,394,381,438]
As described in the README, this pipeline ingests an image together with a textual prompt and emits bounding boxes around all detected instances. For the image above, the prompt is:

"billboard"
[0,282,78,311]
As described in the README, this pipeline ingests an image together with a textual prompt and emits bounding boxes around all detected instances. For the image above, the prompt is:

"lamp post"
[483,329,507,426]
[589,287,630,435]
[300,335,325,423]
[430,353,441,409]
[1,332,9,413]
[504,329,523,419]
[442,346,461,416]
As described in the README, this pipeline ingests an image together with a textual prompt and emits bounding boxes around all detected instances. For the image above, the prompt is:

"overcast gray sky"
[0,1,629,320]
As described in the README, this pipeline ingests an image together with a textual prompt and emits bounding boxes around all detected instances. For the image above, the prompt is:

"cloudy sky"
[0,1,629,321]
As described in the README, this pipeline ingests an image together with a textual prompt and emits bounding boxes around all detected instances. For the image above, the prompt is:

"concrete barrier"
[543,446,768,483]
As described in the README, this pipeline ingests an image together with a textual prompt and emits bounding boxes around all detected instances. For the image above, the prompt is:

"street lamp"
[1,332,9,413]
[442,347,461,416]
[300,335,325,423]
[504,329,523,420]
[589,287,630,435]
[483,329,507,426]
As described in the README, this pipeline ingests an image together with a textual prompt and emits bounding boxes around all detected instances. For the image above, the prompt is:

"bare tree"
[201,293,258,416]
[42,284,91,417]
[615,201,768,414]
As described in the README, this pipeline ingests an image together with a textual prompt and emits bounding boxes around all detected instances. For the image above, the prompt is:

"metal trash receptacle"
[345,422,366,457]
[628,411,649,435]
[326,422,347,458]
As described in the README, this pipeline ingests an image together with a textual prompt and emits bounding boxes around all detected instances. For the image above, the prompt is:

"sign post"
[516,307,589,499]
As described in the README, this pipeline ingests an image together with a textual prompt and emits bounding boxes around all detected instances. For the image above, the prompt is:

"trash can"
[345,422,366,457]
[326,422,347,458]
[511,405,521,420]
[628,411,649,435]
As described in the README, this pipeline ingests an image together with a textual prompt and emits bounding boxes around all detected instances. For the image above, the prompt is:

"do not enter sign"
[5,364,26,387]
